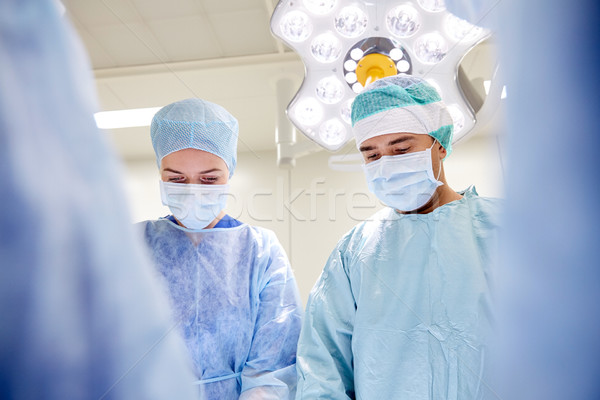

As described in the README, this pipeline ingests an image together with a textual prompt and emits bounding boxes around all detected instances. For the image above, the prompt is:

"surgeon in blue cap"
[295,75,502,399]
[139,98,303,399]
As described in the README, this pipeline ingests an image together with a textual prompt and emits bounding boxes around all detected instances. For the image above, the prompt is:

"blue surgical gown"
[296,187,501,399]
[139,218,303,399]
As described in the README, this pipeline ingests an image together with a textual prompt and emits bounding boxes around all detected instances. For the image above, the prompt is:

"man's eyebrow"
[359,136,414,152]
[388,136,414,146]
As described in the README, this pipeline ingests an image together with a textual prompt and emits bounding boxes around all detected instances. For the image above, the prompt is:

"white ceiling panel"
[169,66,290,100]
[63,0,141,26]
[72,21,117,69]
[97,73,198,110]
[147,16,223,61]
[209,9,278,56]
[200,0,270,14]
[88,22,168,66]
[130,0,202,20]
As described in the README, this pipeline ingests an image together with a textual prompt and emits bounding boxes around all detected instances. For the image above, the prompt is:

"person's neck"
[398,184,463,215]
[204,210,226,229]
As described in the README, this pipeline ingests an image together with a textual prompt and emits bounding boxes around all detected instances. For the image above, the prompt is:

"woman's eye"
[169,177,185,183]
[201,176,219,184]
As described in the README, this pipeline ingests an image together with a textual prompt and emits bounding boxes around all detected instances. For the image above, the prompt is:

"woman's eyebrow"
[163,167,223,174]
[199,168,222,174]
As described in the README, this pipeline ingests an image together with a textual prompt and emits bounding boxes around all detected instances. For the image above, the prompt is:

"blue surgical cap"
[151,98,239,177]
[351,75,454,156]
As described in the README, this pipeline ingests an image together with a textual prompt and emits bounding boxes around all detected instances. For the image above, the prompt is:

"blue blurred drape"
[447,1,600,398]
[0,1,200,398]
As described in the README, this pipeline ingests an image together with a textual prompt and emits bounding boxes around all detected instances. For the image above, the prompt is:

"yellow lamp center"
[355,53,397,87]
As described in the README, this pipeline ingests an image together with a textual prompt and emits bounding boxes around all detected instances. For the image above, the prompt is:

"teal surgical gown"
[140,218,303,399]
[296,187,501,399]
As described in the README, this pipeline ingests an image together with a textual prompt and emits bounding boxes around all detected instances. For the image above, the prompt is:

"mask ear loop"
[430,139,443,182]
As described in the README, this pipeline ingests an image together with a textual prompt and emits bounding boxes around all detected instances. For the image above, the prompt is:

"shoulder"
[346,207,395,240]
[135,218,170,236]
[245,224,277,240]
[134,219,155,236]
[468,191,503,210]
[243,226,293,283]
[328,207,394,262]
[242,225,286,253]
[134,218,191,248]
[463,189,504,228]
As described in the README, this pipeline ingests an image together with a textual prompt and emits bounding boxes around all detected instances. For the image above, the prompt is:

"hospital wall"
[120,127,504,305]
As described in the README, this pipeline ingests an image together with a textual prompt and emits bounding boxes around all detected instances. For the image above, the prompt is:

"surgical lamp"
[270,0,493,152]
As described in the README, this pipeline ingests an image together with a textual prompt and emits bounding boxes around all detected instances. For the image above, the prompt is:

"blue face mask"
[159,181,229,230]
[363,141,443,212]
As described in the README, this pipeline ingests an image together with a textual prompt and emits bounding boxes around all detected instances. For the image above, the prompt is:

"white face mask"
[159,181,229,230]
[363,141,443,212]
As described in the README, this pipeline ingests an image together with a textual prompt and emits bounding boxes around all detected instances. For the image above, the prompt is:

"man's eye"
[395,147,410,154]
[367,153,379,160]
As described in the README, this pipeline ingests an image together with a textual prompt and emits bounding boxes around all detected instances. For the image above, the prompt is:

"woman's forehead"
[160,149,228,173]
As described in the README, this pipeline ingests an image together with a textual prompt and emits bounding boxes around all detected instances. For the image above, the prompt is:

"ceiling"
[62,0,498,161]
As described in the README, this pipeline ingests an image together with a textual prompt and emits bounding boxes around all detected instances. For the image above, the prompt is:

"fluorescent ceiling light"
[94,107,161,130]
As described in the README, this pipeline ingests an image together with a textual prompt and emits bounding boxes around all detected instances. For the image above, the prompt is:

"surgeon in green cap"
[295,75,502,400]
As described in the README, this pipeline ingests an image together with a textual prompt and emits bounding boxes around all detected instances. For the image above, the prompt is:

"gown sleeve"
[295,237,357,400]
[240,229,304,399]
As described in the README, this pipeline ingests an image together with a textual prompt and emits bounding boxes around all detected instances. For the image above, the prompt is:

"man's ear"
[438,143,447,160]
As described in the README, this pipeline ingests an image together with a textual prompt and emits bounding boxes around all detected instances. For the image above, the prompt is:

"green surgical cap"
[351,75,453,156]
